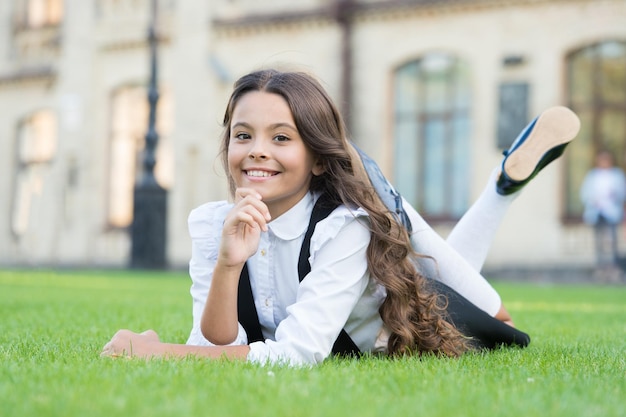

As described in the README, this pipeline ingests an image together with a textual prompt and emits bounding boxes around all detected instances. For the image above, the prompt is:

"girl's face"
[596,152,614,169]
[228,91,323,219]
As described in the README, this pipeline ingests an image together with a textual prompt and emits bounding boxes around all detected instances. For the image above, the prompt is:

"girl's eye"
[273,135,289,142]
[234,132,251,140]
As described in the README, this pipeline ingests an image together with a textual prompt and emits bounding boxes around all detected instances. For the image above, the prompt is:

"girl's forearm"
[101,329,251,360]
[200,261,244,344]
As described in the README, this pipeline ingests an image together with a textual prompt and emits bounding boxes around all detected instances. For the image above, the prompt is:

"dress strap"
[237,193,361,356]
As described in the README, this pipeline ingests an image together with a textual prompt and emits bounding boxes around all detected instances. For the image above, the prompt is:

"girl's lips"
[244,169,279,178]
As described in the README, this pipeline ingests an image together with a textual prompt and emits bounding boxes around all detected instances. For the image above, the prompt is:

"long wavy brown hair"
[219,69,470,357]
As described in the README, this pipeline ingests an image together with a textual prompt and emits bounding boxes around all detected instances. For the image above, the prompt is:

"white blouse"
[185,192,387,366]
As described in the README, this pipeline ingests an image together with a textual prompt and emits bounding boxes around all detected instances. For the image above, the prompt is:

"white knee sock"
[404,169,518,316]
[446,168,518,271]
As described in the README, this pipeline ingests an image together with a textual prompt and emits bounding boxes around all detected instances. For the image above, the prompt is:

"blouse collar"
[267,192,314,241]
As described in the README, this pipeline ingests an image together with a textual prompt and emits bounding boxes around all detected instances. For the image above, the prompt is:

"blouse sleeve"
[247,207,371,366]
[185,201,249,347]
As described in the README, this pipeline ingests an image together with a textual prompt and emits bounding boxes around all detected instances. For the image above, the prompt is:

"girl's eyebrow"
[268,122,298,132]
[231,121,253,130]
[231,121,298,132]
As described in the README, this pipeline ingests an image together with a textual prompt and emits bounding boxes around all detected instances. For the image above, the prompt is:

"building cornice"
[97,36,171,53]
[213,7,336,37]
[212,0,593,35]
[0,67,56,89]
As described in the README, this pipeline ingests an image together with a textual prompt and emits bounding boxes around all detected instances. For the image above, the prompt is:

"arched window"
[392,53,471,221]
[108,85,173,228]
[12,110,57,237]
[565,40,626,219]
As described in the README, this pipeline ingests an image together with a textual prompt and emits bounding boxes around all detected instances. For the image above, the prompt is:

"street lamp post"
[130,0,167,269]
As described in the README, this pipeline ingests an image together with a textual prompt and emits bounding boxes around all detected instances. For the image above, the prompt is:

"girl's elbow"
[200,321,238,346]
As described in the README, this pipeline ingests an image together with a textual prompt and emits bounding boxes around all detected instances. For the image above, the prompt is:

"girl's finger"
[233,192,271,222]
[227,206,268,232]
[234,187,262,203]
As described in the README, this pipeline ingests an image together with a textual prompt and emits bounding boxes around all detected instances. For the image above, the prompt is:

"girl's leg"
[407,176,526,326]
[400,167,517,316]
[351,106,580,317]
[444,106,580,271]
[430,279,531,348]
[445,168,519,272]
[405,200,503,316]
[350,142,502,314]
[407,106,580,315]
[405,183,531,346]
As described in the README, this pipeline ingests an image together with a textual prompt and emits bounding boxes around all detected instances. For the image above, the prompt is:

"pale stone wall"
[0,0,623,270]
[347,1,626,268]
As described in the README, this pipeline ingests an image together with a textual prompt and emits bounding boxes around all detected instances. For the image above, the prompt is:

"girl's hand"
[100,329,162,359]
[218,188,271,267]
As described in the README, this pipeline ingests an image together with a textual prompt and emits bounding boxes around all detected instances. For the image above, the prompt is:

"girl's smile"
[227,91,323,219]
[245,169,278,178]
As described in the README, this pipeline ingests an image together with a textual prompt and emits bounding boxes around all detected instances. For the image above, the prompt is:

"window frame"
[563,40,626,222]
[392,53,472,223]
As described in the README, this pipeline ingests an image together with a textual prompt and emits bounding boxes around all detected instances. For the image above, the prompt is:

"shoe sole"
[503,106,581,181]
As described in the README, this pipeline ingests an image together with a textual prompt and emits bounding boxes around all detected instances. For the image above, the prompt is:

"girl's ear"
[312,159,325,176]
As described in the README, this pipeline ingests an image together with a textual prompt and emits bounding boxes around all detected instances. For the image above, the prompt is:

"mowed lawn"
[0,269,624,417]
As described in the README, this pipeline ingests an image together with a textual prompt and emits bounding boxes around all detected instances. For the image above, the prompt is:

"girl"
[101,69,580,365]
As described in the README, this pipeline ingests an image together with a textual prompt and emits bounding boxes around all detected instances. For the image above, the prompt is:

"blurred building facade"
[0,0,625,271]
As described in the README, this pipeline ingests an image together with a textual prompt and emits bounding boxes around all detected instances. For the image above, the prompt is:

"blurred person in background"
[580,149,626,280]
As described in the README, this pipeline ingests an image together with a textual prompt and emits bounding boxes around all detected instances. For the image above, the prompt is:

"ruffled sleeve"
[185,201,249,347]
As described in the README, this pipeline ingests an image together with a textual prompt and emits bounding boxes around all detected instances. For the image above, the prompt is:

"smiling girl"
[102,69,580,365]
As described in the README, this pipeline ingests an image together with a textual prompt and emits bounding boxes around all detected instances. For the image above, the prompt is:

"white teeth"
[247,170,273,177]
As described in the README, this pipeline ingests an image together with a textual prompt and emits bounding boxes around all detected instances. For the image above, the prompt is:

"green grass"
[1,270,624,417]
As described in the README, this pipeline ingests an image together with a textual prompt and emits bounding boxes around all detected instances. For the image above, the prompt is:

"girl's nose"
[248,153,267,160]
[248,140,268,160]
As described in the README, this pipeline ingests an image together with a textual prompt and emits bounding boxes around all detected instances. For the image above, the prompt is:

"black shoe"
[496,106,580,196]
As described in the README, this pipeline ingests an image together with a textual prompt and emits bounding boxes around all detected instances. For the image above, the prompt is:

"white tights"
[406,169,518,316]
